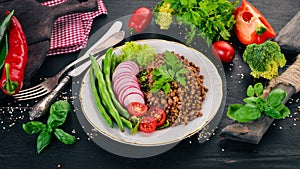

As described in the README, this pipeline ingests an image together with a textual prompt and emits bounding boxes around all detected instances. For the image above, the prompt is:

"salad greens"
[23,100,76,154]
[151,50,188,94]
[154,0,239,45]
[117,41,156,66]
[227,83,290,122]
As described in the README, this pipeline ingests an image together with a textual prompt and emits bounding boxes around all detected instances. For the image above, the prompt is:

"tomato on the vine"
[147,107,166,127]
[139,116,157,133]
[212,41,235,63]
[127,102,148,117]
[128,7,152,33]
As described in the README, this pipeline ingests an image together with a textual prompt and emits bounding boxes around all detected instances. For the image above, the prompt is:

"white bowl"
[79,39,223,147]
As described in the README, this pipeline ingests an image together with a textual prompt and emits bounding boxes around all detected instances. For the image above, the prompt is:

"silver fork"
[13,21,123,101]
[13,61,74,101]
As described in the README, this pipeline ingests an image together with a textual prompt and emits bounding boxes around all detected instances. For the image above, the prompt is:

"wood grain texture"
[0,0,300,169]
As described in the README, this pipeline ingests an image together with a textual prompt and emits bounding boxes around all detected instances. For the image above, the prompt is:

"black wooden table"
[1,0,300,168]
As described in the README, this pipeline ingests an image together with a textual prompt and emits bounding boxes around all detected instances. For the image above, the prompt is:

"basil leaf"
[246,85,254,97]
[255,97,267,112]
[227,104,261,122]
[22,121,47,135]
[243,97,258,106]
[234,105,261,122]
[254,82,263,96]
[267,88,286,107]
[264,106,281,119]
[47,100,71,128]
[37,130,51,154]
[54,128,76,145]
[226,104,243,121]
[265,104,290,119]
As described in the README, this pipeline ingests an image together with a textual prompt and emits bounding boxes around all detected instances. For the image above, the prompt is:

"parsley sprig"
[154,0,239,45]
[150,51,188,94]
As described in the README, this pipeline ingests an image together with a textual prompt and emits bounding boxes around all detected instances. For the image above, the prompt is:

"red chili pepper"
[128,7,152,33]
[0,11,28,95]
[233,0,276,45]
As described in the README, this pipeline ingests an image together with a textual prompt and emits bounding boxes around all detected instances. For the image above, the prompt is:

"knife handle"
[28,76,71,120]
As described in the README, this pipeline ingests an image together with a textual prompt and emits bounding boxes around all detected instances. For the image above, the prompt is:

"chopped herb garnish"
[151,51,188,94]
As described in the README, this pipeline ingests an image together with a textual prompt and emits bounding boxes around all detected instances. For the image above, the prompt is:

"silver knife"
[28,30,125,120]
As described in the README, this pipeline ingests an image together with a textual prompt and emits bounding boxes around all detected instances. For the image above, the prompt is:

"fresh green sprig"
[150,51,188,94]
[227,83,290,122]
[154,0,238,45]
[23,100,76,154]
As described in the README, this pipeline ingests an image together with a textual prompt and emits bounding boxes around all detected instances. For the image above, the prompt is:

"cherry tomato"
[212,41,235,63]
[127,102,148,117]
[147,107,166,127]
[139,116,157,133]
[128,7,152,33]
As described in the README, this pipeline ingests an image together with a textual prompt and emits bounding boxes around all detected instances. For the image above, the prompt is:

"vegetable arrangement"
[227,83,290,122]
[22,100,76,154]
[0,10,28,95]
[89,41,207,133]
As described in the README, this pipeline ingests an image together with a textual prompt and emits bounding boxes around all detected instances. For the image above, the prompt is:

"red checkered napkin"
[41,0,107,56]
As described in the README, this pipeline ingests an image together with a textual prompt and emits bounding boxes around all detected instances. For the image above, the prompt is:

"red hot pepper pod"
[233,0,276,45]
[0,11,28,95]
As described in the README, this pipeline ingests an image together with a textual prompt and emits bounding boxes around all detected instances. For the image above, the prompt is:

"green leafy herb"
[227,83,290,122]
[37,130,52,154]
[53,128,76,145]
[22,121,47,135]
[151,51,188,94]
[117,41,156,66]
[47,100,71,128]
[22,100,76,154]
[154,0,239,45]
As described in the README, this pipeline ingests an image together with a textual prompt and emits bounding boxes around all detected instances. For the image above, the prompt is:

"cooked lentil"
[140,51,208,126]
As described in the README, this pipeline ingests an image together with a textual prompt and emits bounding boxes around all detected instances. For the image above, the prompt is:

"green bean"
[110,52,117,75]
[89,54,124,132]
[89,67,113,128]
[131,120,140,135]
[102,48,130,119]
[120,116,133,130]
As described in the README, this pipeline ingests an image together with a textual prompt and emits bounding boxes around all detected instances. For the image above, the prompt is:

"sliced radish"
[119,87,144,105]
[113,76,139,94]
[112,72,137,83]
[112,61,139,79]
[123,93,145,107]
[117,82,141,98]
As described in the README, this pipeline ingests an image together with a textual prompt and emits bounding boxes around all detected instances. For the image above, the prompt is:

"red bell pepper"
[233,0,276,45]
[0,11,28,95]
[128,7,152,33]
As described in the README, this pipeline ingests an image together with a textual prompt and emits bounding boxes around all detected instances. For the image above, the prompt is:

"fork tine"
[14,88,50,101]
[16,84,44,94]
[13,86,44,98]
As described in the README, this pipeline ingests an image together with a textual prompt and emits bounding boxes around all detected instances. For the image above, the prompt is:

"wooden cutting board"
[0,0,98,99]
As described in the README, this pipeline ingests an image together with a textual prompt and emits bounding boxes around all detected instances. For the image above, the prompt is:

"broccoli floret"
[242,41,286,80]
